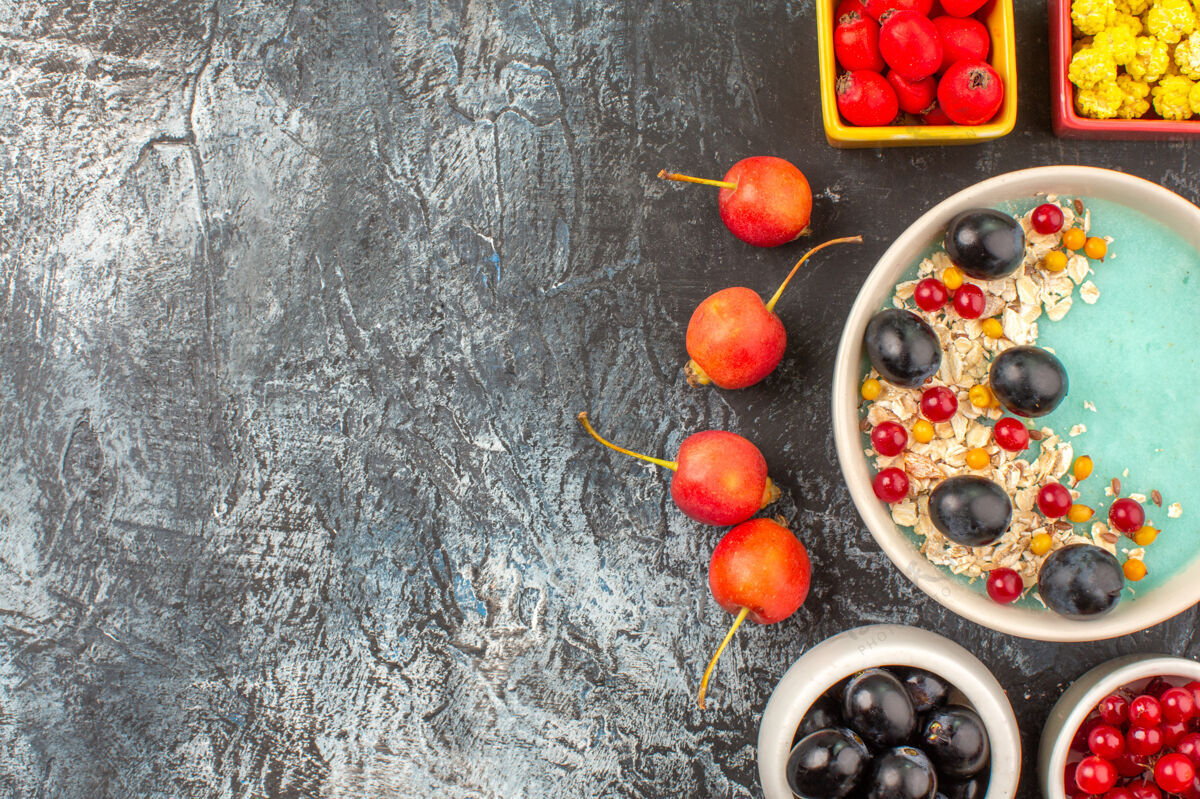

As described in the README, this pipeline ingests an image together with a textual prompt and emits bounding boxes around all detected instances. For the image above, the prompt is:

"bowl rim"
[831,165,1200,642]
[1038,655,1200,799]
[756,623,1021,799]
[1048,0,1200,137]
[816,0,1018,147]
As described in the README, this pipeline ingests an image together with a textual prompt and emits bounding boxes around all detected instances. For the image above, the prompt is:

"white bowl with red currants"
[758,625,1021,799]
[1040,656,1200,799]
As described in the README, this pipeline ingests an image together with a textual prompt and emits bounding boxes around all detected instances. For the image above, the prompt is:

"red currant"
[1100,694,1131,726]
[1131,695,1163,728]
[1106,788,1136,799]
[914,278,950,312]
[1185,680,1200,709]
[1163,687,1197,723]
[1075,717,1105,751]
[873,468,910,503]
[1128,725,1164,757]
[1178,732,1200,765]
[1032,203,1065,235]
[953,283,986,319]
[1066,763,1081,793]
[871,421,908,456]
[1038,482,1074,518]
[986,567,1023,603]
[1090,723,1127,759]
[920,386,958,422]
[1109,498,1146,534]
[1155,753,1196,794]
[1127,779,1163,799]
[1164,719,1191,746]
[1183,774,1200,799]
[1114,751,1147,778]
[991,417,1029,452]
[1076,756,1119,795]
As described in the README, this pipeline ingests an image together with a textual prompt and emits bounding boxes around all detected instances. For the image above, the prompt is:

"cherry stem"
[577,412,677,472]
[697,606,750,710]
[657,169,736,191]
[765,235,863,313]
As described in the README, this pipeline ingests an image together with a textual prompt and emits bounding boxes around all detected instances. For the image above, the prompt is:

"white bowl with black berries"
[757,624,1021,799]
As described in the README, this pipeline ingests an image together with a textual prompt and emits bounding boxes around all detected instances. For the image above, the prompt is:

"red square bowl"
[1051,0,1200,138]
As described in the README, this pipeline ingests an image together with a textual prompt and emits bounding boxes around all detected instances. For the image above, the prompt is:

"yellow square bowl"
[816,0,1018,147]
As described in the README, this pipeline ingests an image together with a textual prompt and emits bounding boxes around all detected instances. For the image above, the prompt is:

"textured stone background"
[0,1,1197,797]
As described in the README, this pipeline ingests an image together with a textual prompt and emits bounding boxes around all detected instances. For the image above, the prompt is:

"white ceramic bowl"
[757,624,1021,799]
[832,166,1200,642]
[1039,655,1200,799]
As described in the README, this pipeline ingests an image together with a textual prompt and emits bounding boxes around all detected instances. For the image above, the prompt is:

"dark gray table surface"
[1,1,1198,797]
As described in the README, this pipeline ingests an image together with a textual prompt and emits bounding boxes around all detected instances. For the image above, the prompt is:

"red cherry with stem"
[953,283,986,318]
[1131,695,1163,727]
[683,237,862,389]
[577,413,781,526]
[1100,693,1131,726]
[700,518,811,709]
[1036,482,1075,520]
[1155,753,1195,794]
[1106,788,1136,799]
[986,567,1022,603]
[993,417,1030,452]
[938,59,1005,125]
[872,421,909,456]
[1179,733,1200,765]
[1076,756,1119,795]
[920,386,958,421]
[1127,779,1163,799]
[1163,720,1191,746]
[1114,752,1147,778]
[1128,725,1164,757]
[658,156,813,248]
[1032,203,1066,235]
[1109,498,1146,534]
[1090,723,1127,759]
[1163,687,1197,723]
[874,468,910,502]
[914,277,951,311]
[836,14,887,72]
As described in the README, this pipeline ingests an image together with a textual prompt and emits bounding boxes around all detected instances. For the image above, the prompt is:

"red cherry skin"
[922,102,954,125]
[939,0,988,15]
[1177,732,1200,765]
[888,72,938,114]
[1099,693,1130,726]
[864,0,934,20]
[1032,203,1065,235]
[874,468,910,502]
[1127,780,1163,799]
[1114,752,1147,778]
[1183,773,1200,799]
[920,386,958,421]
[993,417,1029,452]
[686,287,786,389]
[1105,788,1136,799]
[1185,681,1200,710]
[1163,719,1191,747]
[953,283,986,318]
[1164,687,1197,723]
[1090,723,1127,759]
[872,421,909,456]
[836,0,871,23]
[878,11,943,80]
[1076,756,1119,795]
[1131,695,1163,728]
[1127,725,1164,758]
[931,15,990,73]
[914,277,951,311]
[1038,482,1074,518]
[1074,717,1106,751]
[709,519,811,626]
[717,157,813,248]
[986,567,1022,603]
[1066,763,1081,793]
[1155,753,1196,795]
[1109,498,1146,534]
[836,70,901,126]
[671,431,770,526]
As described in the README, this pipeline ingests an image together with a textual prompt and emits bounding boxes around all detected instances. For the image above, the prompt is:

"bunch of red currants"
[1068,679,1200,799]
[832,0,1005,127]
